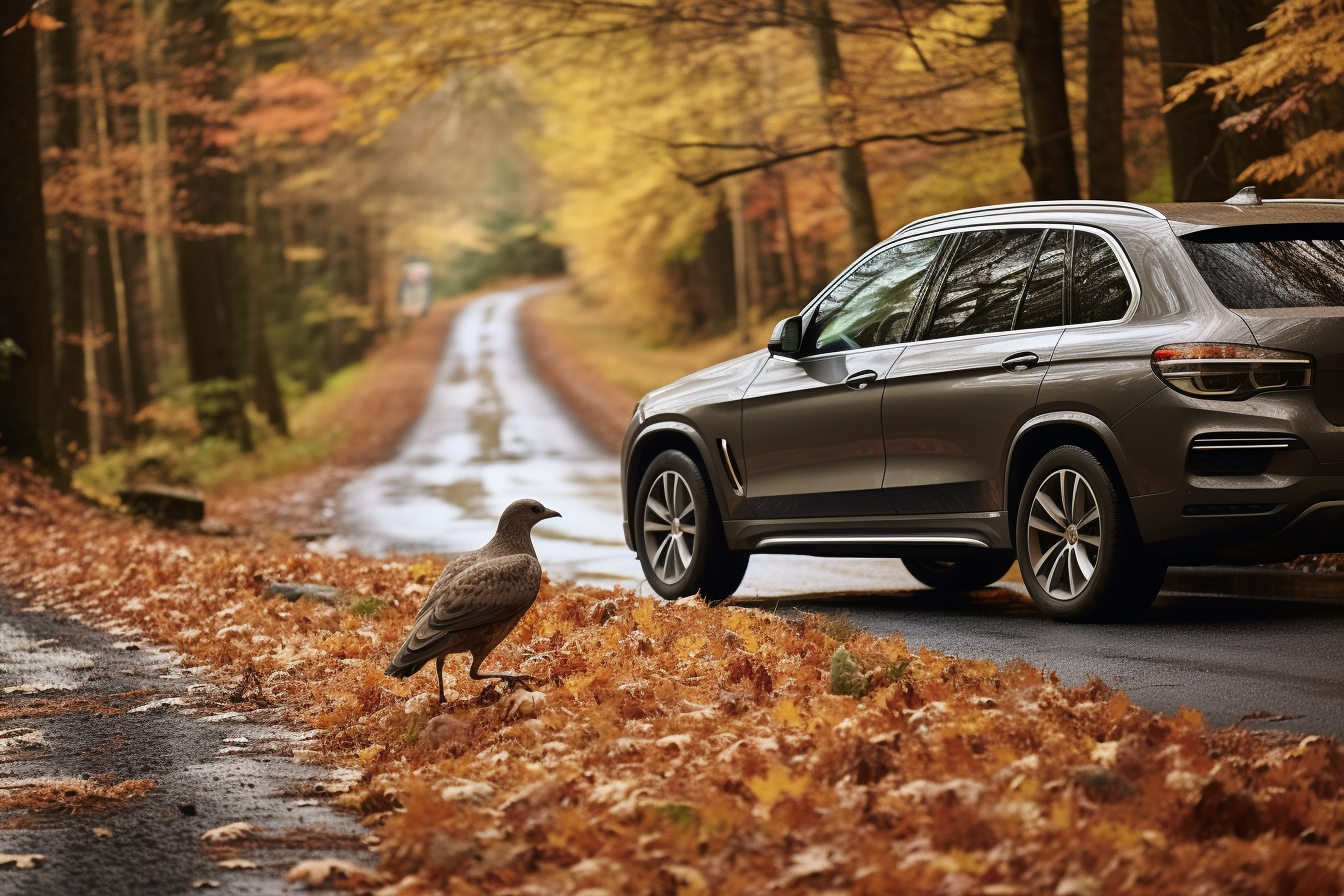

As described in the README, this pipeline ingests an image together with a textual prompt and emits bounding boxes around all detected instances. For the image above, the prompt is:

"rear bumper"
[1118,388,1344,561]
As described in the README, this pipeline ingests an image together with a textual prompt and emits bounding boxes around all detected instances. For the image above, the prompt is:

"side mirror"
[768,316,803,356]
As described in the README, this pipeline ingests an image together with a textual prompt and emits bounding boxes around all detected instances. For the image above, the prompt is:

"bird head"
[499,498,562,533]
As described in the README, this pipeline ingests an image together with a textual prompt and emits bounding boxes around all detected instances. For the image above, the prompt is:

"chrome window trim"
[792,221,1143,362]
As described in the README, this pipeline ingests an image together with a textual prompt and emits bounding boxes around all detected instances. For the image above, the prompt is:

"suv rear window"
[1181,224,1344,310]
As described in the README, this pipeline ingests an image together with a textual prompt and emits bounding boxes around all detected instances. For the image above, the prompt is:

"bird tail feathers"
[384,658,425,678]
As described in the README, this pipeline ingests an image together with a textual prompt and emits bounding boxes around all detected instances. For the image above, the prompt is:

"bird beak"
[541,507,562,521]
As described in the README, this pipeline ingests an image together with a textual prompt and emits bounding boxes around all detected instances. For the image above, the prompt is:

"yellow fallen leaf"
[357,745,383,762]
[91,827,113,839]
[746,764,810,808]
[771,698,803,727]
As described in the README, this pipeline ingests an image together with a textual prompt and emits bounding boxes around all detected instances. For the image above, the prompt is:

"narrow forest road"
[336,283,925,595]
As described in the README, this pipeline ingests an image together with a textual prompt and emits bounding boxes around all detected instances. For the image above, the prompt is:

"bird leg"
[435,656,446,704]
[468,654,536,690]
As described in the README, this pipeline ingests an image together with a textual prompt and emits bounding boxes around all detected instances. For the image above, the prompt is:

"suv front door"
[740,236,944,518]
[882,227,1067,514]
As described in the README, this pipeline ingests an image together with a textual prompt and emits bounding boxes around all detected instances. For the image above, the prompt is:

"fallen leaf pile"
[3,460,1344,894]
[0,776,156,817]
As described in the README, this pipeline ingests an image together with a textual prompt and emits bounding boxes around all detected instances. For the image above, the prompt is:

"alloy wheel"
[643,470,697,585]
[1026,468,1101,601]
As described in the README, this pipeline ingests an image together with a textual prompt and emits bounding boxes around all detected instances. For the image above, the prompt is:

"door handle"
[845,370,879,390]
[1002,352,1040,372]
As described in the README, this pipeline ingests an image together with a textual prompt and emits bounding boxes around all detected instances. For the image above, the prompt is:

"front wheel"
[1015,445,1166,621]
[636,450,749,602]
[903,555,1014,591]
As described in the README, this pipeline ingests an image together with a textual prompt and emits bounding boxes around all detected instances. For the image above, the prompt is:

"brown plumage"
[385,498,561,700]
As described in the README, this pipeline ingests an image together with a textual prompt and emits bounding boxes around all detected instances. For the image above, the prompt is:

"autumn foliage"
[3,460,1344,894]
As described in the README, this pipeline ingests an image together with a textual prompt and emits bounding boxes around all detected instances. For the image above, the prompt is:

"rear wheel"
[636,450,749,602]
[904,556,1014,591]
[1015,445,1165,621]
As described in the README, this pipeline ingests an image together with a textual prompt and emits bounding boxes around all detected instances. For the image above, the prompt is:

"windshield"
[1181,224,1344,310]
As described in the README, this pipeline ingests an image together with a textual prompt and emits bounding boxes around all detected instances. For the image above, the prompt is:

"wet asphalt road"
[337,285,1344,738]
[0,594,370,895]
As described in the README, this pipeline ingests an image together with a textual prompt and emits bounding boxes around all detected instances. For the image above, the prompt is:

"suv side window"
[806,236,943,354]
[1072,231,1132,323]
[1014,228,1067,330]
[925,229,1042,340]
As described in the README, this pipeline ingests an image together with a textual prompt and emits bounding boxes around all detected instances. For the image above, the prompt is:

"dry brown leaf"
[91,827,113,838]
[217,858,259,869]
[285,858,383,889]
[199,822,261,843]
[0,854,45,869]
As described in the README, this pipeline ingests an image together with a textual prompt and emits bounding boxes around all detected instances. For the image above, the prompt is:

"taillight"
[1151,343,1313,399]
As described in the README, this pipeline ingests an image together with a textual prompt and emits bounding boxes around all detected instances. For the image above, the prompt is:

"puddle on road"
[0,623,96,693]
[423,479,489,517]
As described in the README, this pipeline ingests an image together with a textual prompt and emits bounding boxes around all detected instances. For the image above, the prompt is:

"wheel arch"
[624,422,721,549]
[1005,413,1137,545]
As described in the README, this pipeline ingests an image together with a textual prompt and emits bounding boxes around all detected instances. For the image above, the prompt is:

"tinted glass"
[1180,224,1344,309]
[925,229,1041,340]
[1073,231,1131,323]
[1014,229,1066,330]
[807,236,942,354]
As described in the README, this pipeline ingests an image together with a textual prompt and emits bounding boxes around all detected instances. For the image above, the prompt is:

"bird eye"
[532,505,541,513]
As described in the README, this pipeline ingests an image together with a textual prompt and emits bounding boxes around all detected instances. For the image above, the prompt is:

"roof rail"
[892,199,1167,238]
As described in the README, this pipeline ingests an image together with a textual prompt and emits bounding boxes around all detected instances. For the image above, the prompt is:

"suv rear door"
[740,236,943,518]
[881,227,1067,513]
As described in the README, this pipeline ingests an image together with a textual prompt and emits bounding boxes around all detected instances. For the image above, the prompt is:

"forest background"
[0,0,1342,488]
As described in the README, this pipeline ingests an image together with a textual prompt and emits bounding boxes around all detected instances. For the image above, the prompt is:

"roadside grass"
[5,459,1344,894]
[73,295,471,510]
[531,288,778,401]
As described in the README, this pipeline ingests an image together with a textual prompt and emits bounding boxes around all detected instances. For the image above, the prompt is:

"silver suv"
[620,191,1344,620]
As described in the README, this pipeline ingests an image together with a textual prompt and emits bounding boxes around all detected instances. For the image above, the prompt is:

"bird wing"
[413,549,481,621]
[388,554,542,671]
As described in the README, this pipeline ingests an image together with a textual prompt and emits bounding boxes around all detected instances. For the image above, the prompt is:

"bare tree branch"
[675,126,1023,186]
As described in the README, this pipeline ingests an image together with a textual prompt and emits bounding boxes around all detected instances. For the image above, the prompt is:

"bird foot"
[473,672,538,691]
[499,673,539,691]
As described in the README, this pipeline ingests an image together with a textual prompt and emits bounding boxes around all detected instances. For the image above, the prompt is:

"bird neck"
[486,527,537,557]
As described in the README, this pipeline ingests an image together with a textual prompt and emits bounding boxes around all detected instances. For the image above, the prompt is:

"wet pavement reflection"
[338,285,923,596]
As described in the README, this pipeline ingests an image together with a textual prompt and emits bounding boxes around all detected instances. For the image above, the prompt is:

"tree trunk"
[729,183,752,345]
[50,0,87,455]
[77,11,104,456]
[1209,0,1283,195]
[1086,0,1126,199]
[1155,0,1281,201]
[1005,0,1081,200]
[244,172,289,435]
[805,0,880,254]
[81,229,104,457]
[132,0,186,393]
[768,168,802,306]
[1154,0,1224,200]
[89,36,136,427]
[0,1,61,474]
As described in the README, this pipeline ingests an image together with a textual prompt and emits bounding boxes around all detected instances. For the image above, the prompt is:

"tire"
[904,555,1015,591]
[635,450,749,602]
[1015,445,1166,622]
